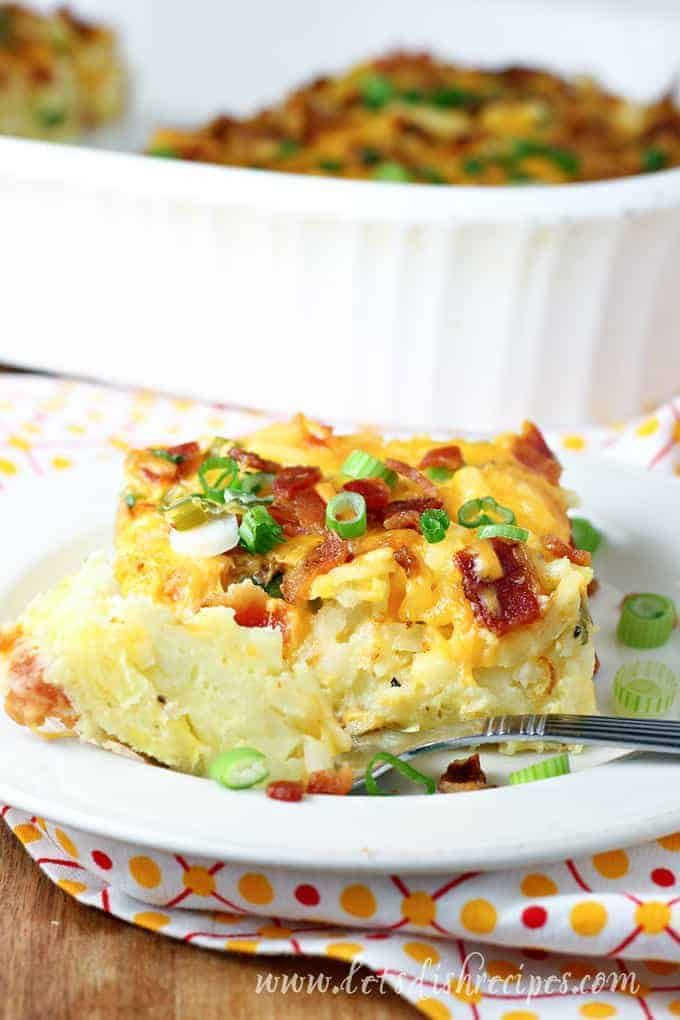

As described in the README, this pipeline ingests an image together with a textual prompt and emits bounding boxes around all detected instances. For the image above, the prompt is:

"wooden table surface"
[0,822,417,1020]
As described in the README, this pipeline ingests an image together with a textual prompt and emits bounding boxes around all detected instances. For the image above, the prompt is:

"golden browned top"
[147,51,680,185]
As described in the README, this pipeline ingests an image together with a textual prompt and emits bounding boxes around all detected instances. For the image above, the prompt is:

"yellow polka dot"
[13,823,41,845]
[0,458,17,475]
[520,873,558,897]
[636,416,659,437]
[55,828,78,859]
[258,924,292,939]
[182,866,215,897]
[592,850,629,879]
[8,435,30,451]
[501,1013,539,1020]
[35,817,47,832]
[635,901,671,935]
[212,911,240,924]
[570,901,608,936]
[416,999,452,1020]
[57,880,87,896]
[224,939,259,954]
[339,883,376,919]
[668,1001,680,1017]
[325,942,363,961]
[645,959,676,975]
[562,435,586,451]
[404,942,441,965]
[238,872,274,906]
[23,423,41,434]
[658,832,680,852]
[133,911,170,931]
[460,898,497,935]
[486,959,522,981]
[51,456,72,471]
[674,422,680,443]
[401,890,436,926]
[579,1005,617,1019]
[449,976,482,1004]
[66,425,86,435]
[128,855,161,889]
[109,435,129,451]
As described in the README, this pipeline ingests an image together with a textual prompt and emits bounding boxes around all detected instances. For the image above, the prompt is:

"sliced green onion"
[401,87,426,104]
[325,491,367,539]
[230,472,274,495]
[148,146,178,159]
[421,167,446,184]
[360,146,382,166]
[209,747,269,789]
[373,162,412,182]
[162,494,223,531]
[642,147,668,173]
[431,86,479,109]
[570,516,602,555]
[35,107,66,128]
[510,140,580,176]
[278,138,300,158]
[425,466,454,483]
[239,506,284,554]
[341,449,396,486]
[420,508,450,544]
[508,753,570,785]
[617,593,676,649]
[462,156,485,176]
[477,523,529,543]
[360,74,395,110]
[613,661,678,718]
[365,752,436,796]
[318,158,344,173]
[457,497,516,529]
[150,447,185,465]
[198,456,238,502]
[124,492,139,509]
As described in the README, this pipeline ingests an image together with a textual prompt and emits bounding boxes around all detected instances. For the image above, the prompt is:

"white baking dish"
[1,0,680,431]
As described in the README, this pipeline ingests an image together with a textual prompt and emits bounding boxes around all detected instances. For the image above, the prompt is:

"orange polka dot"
[238,872,274,906]
[13,823,41,845]
[325,942,363,961]
[51,456,72,471]
[401,890,436,926]
[592,850,629,879]
[501,1013,538,1020]
[55,828,78,859]
[212,911,241,924]
[258,924,292,939]
[133,911,170,931]
[224,939,259,954]
[668,1001,680,1017]
[636,417,659,437]
[618,982,650,999]
[520,873,558,897]
[415,999,451,1020]
[635,901,671,935]
[460,898,497,935]
[128,855,161,889]
[570,901,608,936]
[57,879,87,896]
[579,1005,617,1019]
[486,959,522,981]
[339,883,376,919]
[182,866,215,897]
[645,959,676,975]
[562,435,586,451]
[0,458,17,476]
[658,832,680,852]
[449,976,482,1004]
[404,942,441,965]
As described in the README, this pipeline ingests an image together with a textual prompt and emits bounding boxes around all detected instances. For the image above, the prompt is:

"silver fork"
[336,714,680,790]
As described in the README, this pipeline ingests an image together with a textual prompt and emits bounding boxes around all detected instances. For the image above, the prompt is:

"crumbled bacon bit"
[343,477,390,516]
[437,754,489,793]
[228,446,280,473]
[419,445,463,472]
[270,487,326,537]
[281,530,351,604]
[273,465,322,499]
[306,766,354,795]
[385,458,438,498]
[511,422,561,485]
[132,441,201,484]
[455,538,542,635]
[4,647,77,729]
[393,545,419,576]
[593,652,600,676]
[224,582,287,635]
[266,780,305,802]
[542,535,592,567]
[383,496,443,531]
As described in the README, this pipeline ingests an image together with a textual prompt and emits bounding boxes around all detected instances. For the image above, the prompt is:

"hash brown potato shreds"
[0,3,124,140]
[148,51,680,185]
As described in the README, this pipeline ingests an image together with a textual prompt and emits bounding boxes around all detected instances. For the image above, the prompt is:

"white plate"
[0,456,679,873]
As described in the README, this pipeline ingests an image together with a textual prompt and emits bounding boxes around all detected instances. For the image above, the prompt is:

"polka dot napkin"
[2,373,680,1020]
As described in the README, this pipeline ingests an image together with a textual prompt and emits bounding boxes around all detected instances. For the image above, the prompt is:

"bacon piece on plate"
[383,496,443,531]
[511,422,561,485]
[385,458,439,498]
[393,545,419,576]
[266,780,305,802]
[419,445,463,472]
[455,538,542,635]
[133,441,202,484]
[228,445,281,474]
[307,766,354,795]
[273,465,322,499]
[281,530,351,604]
[270,487,327,537]
[437,753,489,793]
[542,534,591,567]
[343,478,390,518]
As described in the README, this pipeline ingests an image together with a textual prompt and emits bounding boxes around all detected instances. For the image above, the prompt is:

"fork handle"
[479,714,680,754]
